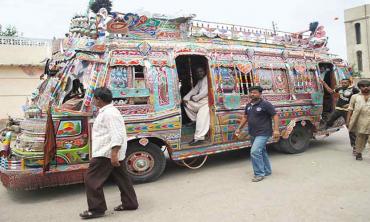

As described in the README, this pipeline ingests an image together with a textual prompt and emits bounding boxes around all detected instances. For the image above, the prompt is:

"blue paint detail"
[111,88,150,98]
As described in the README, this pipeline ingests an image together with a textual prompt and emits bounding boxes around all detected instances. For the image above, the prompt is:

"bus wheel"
[125,142,166,183]
[278,125,312,154]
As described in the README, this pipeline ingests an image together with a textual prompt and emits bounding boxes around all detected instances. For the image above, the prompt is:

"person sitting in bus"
[63,78,85,103]
[183,67,210,146]
[320,78,359,153]
[60,96,84,110]
[61,78,85,110]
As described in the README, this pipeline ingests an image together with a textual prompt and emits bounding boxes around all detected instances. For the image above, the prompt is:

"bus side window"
[237,68,254,95]
[109,65,149,105]
[214,66,254,95]
[132,66,147,105]
[133,66,145,88]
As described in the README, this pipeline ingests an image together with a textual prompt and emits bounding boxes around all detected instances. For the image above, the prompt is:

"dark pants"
[85,157,138,213]
[326,109,356,147]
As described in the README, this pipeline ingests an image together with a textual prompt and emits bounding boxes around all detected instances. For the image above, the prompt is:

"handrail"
[191,19,311,38]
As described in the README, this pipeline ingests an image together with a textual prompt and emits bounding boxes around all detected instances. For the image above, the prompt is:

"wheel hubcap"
[126,151,155,176]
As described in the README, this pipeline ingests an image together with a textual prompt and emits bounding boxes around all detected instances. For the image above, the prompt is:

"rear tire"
[125,142,166,183]
[278,125,312,154]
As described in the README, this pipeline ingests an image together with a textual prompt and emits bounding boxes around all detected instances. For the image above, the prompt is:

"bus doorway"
[175,55,212,148]
[318,63,336,121]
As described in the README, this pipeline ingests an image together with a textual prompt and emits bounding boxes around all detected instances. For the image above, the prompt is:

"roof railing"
[190,19,314,46]
[0,36,52,47]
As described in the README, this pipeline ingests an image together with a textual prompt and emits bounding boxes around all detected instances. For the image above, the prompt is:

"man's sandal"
[114,204,137,211]
[79,210,105,219]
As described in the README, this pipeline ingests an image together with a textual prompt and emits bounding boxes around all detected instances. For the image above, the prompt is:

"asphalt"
[1,129,369,222]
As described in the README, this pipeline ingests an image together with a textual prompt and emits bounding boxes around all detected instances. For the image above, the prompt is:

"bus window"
[133,66,145,88]
[236,66,254,95]
[59,78,85,111]
[132,66,147,104]
[108,65,148,105]
[214,65,253,95]
[57,59,92,111]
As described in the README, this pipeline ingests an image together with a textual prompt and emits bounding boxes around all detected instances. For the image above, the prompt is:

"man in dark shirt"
[320,78,359,152]
[235,86,280,182]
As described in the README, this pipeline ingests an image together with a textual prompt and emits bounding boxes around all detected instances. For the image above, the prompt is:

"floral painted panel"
[109,67,129,89]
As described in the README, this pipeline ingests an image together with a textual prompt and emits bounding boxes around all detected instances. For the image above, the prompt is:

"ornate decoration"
[137,42,152,56]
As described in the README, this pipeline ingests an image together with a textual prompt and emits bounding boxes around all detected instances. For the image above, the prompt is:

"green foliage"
[0,25,18,37]
[89,0,112,14]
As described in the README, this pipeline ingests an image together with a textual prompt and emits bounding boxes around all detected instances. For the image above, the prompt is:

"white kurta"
[92,103,128,161]
[183,76,210,140]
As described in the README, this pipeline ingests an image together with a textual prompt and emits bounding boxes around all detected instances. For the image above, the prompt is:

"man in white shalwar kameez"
[183,67,210,146]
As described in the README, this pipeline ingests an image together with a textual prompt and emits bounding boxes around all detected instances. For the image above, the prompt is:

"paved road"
[1,129,370,222]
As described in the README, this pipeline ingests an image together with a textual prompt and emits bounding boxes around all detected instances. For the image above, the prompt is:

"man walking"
[80,87,138,219]
[320,78,359,153]
[235,86,280,182]
[347,80,370,161]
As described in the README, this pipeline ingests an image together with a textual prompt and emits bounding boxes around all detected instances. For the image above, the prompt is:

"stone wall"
[344,4,370,78]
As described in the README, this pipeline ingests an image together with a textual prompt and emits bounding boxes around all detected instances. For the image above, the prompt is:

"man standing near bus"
[347,80,370,161]
[235,86,280,182]
[320,78,359,153]
[80,87,138,219]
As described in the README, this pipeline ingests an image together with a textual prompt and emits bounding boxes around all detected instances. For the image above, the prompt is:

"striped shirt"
[92,103,127,161]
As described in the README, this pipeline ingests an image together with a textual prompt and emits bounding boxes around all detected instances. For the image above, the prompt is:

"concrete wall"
[0,66,42,118]
[344,4,370,78]
[0,37,52,119]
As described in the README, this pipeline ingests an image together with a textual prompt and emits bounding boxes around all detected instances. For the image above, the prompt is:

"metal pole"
[188,57,193,87]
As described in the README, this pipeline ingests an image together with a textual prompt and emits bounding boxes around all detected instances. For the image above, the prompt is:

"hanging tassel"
[43,106,57,173]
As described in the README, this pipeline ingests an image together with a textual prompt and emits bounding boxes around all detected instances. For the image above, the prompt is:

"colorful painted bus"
[0,8,351,190]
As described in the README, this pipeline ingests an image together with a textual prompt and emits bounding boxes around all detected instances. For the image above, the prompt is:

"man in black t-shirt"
[320,78,359,151]
[235,86,280,182]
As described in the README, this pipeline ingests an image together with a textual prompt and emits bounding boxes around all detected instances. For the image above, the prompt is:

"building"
[344,4,370,78]
[0,36,52,119]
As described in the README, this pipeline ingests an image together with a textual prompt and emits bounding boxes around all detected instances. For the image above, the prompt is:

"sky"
[0,0,369,59]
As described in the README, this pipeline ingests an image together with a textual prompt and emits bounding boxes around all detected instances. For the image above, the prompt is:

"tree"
[89,0,112,14]
[0,25,18,37]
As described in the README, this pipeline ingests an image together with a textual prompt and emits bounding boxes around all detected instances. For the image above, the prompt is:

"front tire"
[278,125,312,154]
[125,142,166,183]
